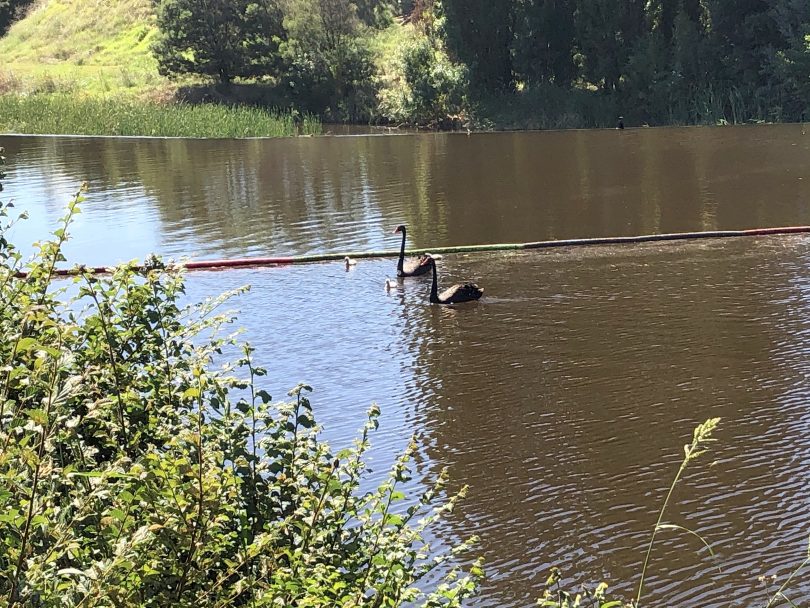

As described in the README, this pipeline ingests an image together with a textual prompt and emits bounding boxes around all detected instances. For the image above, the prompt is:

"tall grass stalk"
[0,94,321,137]
[765,537,810,608]
[634,417,721,607]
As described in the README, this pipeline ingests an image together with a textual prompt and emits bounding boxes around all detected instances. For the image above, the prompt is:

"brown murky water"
[2,125,810,606]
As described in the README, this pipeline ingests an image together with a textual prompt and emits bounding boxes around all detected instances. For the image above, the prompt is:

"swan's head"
[344,256,357,267]
[392,225,406,235]
[419,254,436,268]
[385,277,396,291]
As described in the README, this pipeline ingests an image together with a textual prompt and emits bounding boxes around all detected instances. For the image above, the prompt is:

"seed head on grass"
[683,417,720,464]
[635,417,722,608]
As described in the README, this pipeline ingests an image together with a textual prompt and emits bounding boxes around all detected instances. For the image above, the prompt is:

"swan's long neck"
[429,261,439,303]
[397,228,406,272]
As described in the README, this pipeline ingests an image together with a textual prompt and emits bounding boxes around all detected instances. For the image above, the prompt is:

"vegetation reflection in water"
[2,126,810,266]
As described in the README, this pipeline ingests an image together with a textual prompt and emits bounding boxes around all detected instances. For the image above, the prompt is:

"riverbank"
[0,0,327,139]
[0,0,617,134]
[1,0,805,136]
[0,94,320,137]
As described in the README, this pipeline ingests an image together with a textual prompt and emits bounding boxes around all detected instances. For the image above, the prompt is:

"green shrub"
[376,29,468,128]
[280,0,379,122]
[152,0,286,84]
[283,37,378,122]
[0,151,480,606]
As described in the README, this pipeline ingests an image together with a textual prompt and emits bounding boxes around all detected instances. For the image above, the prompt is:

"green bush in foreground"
[0,95,320,137]
[0,150,480,606]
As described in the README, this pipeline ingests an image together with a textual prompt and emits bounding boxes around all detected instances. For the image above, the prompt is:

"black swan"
[421,255,484,304]
[392,225,430,277]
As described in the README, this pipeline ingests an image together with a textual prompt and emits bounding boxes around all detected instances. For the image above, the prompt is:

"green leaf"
[182,387,200,400]
[384,514,404,527]
[296,414,314,429]
[27,409,48,425]
[109,508,127,522]
[16,337,38,352]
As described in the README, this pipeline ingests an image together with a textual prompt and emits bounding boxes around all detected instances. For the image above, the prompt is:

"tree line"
[443,0,810,124]
[151,0,810,126]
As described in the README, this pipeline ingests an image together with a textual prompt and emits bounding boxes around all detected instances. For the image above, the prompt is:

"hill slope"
[0,0,167,96]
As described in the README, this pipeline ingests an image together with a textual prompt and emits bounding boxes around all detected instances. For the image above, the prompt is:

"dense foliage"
[150,0,810,127]
[154,0,286,84]
[280,0,378,121]
[0,150,481,606]
[441,0,810,125]
[376,8,467,127]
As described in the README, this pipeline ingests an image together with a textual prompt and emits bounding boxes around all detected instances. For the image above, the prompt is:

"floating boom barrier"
[17,225,810,278]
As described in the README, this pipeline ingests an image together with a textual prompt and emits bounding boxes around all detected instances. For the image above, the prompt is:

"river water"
[2,125,810,607]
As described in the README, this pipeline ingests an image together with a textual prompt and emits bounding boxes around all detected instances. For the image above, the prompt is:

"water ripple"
[4,131,810,607]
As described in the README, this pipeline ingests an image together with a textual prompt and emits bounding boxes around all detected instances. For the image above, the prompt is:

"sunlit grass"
[0,0,157,67]
[0,63,173,98]
[0,0,180,97]
[0,95,321,138]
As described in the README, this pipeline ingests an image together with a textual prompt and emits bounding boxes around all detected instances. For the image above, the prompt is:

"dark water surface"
[2,126,810,606]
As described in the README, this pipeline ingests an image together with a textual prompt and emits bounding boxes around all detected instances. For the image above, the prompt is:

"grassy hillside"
[0,0,322,136]
[0,0,170,97]
[0,0,407,103]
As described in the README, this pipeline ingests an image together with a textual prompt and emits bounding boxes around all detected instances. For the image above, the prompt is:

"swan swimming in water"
[392,225,431,277]
[420,255,484,304]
